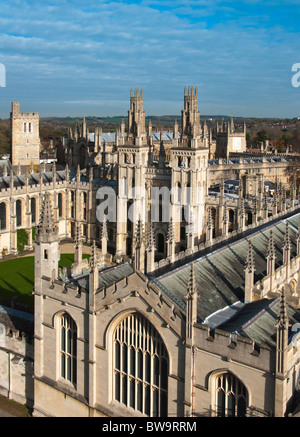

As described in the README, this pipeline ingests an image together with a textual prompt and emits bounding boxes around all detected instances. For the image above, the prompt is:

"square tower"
[10,102,40,166]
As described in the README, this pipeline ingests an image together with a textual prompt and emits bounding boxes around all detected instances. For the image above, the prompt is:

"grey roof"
[0,168,120,188]
[208,156,287,165]
[0,170,68,189]
[69,262,134,291]
[154,213,300,326]
[217,298,300,349]
[0,304,34,337]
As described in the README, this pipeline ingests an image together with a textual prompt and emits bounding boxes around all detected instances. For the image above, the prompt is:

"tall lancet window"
[113,313,168,417]
[215,373,247,417]
[60,313,77,385]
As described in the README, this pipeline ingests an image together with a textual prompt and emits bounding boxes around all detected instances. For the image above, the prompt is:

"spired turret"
[180,86,201,147]
[34,192,60,288]
[127,88,146,145]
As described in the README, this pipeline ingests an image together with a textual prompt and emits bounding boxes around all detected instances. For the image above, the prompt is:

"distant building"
[10,102,40,167]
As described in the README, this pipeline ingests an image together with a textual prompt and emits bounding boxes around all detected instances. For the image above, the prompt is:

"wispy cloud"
[0,0,299,118]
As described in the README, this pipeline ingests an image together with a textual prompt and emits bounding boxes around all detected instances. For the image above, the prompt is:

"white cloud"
[0,0,299,118]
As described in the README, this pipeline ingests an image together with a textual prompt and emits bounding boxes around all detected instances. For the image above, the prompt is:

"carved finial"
[267,230,275,261]
[101,217,108,241]
[134,216,145,248]
[35,192,57,238]
[245,240,255,274]
[207,207,213,230]
[276,287,288,329]
[147,222,155,250]
[90,240,98,271]
[167,217,175,243]
[186,262,197,299]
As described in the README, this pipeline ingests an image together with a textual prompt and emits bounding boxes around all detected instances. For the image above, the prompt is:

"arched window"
[113,313,168,417]
[70,191,75,218]
[31,197,36,224]
[157,233,165,255]
[159,201,163,223]
[16,199,22,227]
[215,373,247,417]
[247,212,252,225]
[58,193,63,218]
[60,313,77,385]
[0,202,6,230]
[211,207,216,238]
[83,192,87,221]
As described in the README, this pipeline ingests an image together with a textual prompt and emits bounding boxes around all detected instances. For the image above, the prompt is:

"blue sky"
[0,0,299,119]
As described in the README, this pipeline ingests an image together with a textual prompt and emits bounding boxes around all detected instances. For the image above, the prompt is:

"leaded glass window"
[113,313,168,417]
[215,373,247,417]
[60,313,77,385]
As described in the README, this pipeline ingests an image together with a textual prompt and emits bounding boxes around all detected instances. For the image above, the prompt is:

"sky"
[0,0,299,119]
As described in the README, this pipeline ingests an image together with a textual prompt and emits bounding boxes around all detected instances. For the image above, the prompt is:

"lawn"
[0,254,89,308]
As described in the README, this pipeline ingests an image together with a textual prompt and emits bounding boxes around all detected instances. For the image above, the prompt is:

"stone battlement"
[194,322,272,369]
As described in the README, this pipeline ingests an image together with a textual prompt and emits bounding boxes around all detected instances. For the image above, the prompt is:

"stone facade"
[0,87,300,418]
[30,194,300,417]
[10,102,40,167]
[0,305,34,408]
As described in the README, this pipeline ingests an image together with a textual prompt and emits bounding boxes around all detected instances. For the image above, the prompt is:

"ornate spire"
[239,198,245,219]
[276,287,289,330]
[89,239,98,272]
[244,240,255,302]
[75,221,82,248]
[253,196,258,216]
[263,187,268,211]
[35,192,58,239]
[147,222,155,251]
[185,262,197,299]
[185,262,198,343]
[207,207,213,231]
[134,216,145,248]
[101,217,108,241]
[266,230,276,282]
[245,240,255,274]
[282,187,286,207]
[167,217,175,243]
[283,222,291,266]
[267,230,276,261]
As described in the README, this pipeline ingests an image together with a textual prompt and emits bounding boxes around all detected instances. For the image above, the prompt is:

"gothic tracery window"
[58,193,63,218]
[60,313,77,385]
[31,197,37,224]
[0,202,6,230]
[16,199,22,227]
[113,313,168,417]
[215,373,247,417]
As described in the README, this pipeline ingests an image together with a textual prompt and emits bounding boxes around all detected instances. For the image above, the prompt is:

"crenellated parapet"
[194,323,272,370]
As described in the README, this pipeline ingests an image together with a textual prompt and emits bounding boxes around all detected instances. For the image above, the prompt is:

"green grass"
[0,254,90,308]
